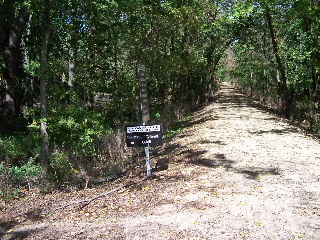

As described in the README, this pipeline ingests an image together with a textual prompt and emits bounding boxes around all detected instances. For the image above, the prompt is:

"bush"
[0,158,45,201]
[0,132,41,166]
[9,158,44,186]
[49,152,74,183]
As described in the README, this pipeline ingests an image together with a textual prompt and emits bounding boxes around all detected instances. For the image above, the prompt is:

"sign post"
[125,65,162,177]
[145,141,151,176]
[138,64,151,176]
[125,124,163,177]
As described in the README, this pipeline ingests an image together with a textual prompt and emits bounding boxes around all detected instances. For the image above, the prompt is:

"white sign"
[126,125,161,133]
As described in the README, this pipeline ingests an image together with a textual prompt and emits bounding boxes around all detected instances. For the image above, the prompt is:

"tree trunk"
[264,5,292,119]
[61,54,75,104]
[68,58,75,88]
[40,0,51,172]
[0,2,30,130]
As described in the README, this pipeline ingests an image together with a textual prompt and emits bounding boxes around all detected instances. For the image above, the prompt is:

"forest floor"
[1,82,320,240]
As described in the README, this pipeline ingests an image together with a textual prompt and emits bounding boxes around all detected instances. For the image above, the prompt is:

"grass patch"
[164,116,193,141]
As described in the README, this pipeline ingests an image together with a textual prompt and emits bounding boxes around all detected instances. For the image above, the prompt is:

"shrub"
[49,152,73,183]
[0,158,45,201]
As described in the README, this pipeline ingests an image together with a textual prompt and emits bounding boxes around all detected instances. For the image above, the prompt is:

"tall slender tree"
[40,0,51,171]
[263,3,291,118]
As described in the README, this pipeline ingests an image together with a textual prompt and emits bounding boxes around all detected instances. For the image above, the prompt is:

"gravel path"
[1,82,320,240]
[171,82,320,239]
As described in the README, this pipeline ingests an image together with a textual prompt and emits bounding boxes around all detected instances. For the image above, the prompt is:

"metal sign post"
[145,137,151,177]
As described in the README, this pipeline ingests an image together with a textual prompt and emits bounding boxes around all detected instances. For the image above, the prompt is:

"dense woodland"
[1,0,319,199]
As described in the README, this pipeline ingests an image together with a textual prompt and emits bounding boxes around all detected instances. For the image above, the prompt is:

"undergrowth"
[0,101,203,201]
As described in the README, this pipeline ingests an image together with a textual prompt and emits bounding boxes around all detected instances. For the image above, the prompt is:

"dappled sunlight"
[2,82,320,240]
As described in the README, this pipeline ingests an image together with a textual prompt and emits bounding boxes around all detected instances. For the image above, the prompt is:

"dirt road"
[1,82,320,239]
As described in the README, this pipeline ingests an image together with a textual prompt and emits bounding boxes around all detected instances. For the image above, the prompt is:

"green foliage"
[25,60,41,77]
[228,0,320,129]
[0,158,45,201]
[48,106,114,155]
[0,131,43,200]
[0,132,41,165]
[49,152,73,182]
[164,116,193,141]
[7,0,320,193]
[8,158,44,187]
[1,0,233,192]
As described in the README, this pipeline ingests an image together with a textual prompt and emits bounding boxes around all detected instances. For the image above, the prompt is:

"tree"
[263,3,291,118]
[39,0,51,171]
[0,1,30,130]
[228,0,305,119]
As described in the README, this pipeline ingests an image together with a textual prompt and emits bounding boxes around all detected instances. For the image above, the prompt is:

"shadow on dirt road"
[1,82,320,240]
